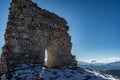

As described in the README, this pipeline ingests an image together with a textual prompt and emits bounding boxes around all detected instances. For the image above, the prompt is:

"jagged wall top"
[10,0,69,31]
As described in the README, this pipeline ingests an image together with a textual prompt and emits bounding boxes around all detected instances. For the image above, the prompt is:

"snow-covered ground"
[0,64,119,80]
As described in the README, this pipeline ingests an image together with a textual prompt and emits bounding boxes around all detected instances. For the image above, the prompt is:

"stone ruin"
[0,0,77,73]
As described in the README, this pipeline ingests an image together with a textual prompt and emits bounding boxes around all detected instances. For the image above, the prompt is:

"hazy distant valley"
[78,61,120,78]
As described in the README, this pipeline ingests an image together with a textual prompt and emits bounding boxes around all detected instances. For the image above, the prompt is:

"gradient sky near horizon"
[0,0,120,62]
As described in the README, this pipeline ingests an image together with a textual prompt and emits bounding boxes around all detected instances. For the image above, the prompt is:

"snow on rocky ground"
[0,64,119,80]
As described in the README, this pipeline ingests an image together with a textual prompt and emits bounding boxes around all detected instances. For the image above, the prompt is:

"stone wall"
[0,0,77,73]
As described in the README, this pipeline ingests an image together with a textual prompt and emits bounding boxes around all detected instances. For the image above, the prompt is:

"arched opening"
[44,43,62,67]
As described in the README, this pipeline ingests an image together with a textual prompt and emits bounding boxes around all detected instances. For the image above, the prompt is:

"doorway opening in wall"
[45,49,48,66]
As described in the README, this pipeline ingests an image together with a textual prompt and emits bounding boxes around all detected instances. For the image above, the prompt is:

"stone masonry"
[0,0,77,73]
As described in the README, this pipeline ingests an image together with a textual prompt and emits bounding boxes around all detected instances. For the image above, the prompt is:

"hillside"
[78,61,120,79]
[78,61,120,71]
[104,70,120,79]
[0,64,118,80]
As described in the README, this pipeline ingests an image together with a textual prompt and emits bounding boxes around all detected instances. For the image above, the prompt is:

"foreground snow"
[0,64,119,80]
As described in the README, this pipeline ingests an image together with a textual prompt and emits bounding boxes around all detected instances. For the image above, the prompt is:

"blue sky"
[0,0,120,62]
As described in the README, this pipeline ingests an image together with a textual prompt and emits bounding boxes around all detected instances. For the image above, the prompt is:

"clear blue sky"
[0,0,120,62]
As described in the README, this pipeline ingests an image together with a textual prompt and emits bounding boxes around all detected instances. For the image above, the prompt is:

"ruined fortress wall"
[0,0,77,73]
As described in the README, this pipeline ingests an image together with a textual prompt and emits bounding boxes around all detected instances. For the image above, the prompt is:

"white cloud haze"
[80,57,120,63]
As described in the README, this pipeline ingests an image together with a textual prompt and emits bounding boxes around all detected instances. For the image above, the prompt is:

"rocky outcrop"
[0,0,77,74]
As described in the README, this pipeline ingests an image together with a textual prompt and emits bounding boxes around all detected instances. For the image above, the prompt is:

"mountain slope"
[0,64,118,80]
[104,70,120,79]
[78,61,120,71]
[78,61,120,79]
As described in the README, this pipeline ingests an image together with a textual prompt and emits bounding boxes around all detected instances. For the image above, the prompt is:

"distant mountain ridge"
[78,61,120,78]
[78,61,120,71]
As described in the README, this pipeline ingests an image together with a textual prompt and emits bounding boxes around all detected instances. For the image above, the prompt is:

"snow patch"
[0,64,118,80]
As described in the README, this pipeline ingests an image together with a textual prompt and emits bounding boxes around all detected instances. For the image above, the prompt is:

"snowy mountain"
[105,70,120,79]
[78,61,120,71]
[78,61,120,78]
[0,64,118,80]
